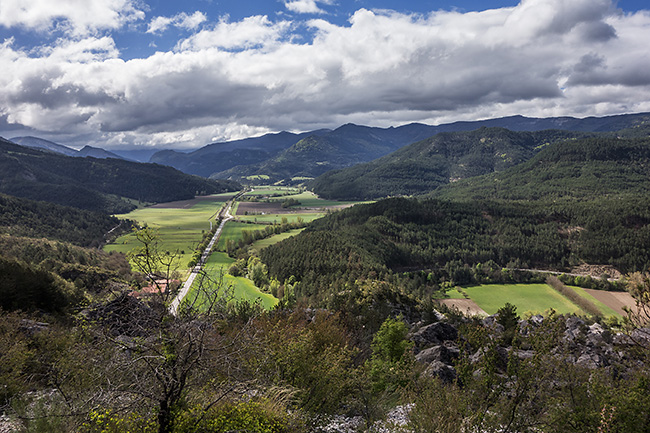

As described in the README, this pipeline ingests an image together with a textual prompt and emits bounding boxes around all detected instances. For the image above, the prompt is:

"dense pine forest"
[260,196,646,302]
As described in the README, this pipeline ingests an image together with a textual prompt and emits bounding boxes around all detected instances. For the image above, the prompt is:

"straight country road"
[169,191,243,315]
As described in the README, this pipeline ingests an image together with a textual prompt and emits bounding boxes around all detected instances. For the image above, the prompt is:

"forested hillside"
[433,136,650,201]
[149,130,320,177]
[0,193,123,247]
[311,128,591,200]
[147,112,650,182]
[261,197,650,303]
[0,138,240,213]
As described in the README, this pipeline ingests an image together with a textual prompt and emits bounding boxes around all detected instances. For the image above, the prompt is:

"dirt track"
[439,298,488,317]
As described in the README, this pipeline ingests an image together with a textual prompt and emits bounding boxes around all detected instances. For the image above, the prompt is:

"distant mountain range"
[8,112,650,192]
[0,137,240,214]
[211,123,439,182]
[309,113,650,200]
[10,136,127,160]
[149,130,329,178]
[149,112,650,184]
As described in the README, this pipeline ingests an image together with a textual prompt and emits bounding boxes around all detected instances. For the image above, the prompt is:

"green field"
[462,284,583,316]
[214,221,256,250]
[104,199,225,268]
[185,251,277,309]
[244,186,301,196]
[250,228,306,254]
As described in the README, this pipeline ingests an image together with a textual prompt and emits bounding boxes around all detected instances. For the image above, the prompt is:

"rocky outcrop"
[410,322,458,349]
[411,311,648,385]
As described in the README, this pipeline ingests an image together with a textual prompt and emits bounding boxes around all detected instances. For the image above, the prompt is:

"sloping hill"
[0,138,240,213]
[0,193,121,247]
[10,136,79,156]
[311,128,590,200]
[434,136,650,202]
[77,145,125,160]
[11,136,127,160]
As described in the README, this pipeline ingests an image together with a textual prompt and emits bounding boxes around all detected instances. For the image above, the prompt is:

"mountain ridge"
[0,137,240,214]
[201,112,650,183]
[10,136,128,160]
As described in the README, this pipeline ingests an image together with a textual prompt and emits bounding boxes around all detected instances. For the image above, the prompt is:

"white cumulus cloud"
[0,0,145,36]
[147,11,207,35]
[176,15,292,51]
[285,0,325,14]
[1,0,650,149]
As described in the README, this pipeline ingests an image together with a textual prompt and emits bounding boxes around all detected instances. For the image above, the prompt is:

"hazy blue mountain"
[111,148,171,162]
[10,136,79,157]
[10,136,128,160]
[149,130,329,177]
[425,112,650,134]
[77,145,126,160]
[212,123,439,182]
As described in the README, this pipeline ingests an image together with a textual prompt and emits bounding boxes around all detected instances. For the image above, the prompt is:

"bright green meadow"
[185,251,278,309]
[250,228,306,254]
[104,199,225,268]
[461,284,583,316]
[236,213,322,224]
[215,221,256,250]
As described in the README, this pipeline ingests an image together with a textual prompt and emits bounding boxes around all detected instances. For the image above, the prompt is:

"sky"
[0,0,649,150]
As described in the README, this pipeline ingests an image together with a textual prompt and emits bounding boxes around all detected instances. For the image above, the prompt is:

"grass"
[104,199,225,268]
[104,195,278,309]
[250,228,306,254]
[186,251,278,310]
[445,288,468,299]
[214,221,256,251]
[462,284,583,316]
[244,186,301,196]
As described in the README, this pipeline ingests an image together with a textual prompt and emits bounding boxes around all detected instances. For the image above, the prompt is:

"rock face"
[410,312,647,384]
[410,321,460,383]
[411,322,458,349]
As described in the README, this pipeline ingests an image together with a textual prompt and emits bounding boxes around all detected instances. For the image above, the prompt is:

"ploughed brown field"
[583,289,638,316]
